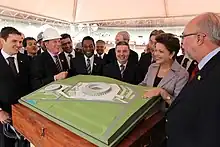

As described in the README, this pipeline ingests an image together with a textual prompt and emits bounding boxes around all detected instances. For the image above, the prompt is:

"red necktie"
[190,66,199,81]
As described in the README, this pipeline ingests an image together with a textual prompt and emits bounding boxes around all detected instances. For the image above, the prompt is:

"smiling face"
[44,38,61,55]
[1,34,22,55]
[26,39,37,56]
[83,40,95,58]
[154,43,174,64]
[61,37,73,53]
[115,45,130,64]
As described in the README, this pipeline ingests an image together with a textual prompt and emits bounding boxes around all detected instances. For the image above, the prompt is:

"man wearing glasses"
[165,12,220,147]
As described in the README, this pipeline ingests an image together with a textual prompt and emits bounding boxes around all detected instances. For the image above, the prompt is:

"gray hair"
[116,31,130,41]
[197,12,220,45]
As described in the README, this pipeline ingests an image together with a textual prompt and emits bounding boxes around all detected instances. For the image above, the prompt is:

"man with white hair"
[165,12,220,147]
[106,31,138,64]
[30,28,68,90]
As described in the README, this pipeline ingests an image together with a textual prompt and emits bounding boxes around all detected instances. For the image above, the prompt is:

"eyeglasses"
[179,33,198,39]
[179,32,206,39]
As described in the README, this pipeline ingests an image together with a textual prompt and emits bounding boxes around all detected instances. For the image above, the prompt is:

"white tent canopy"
[1,0,220,24]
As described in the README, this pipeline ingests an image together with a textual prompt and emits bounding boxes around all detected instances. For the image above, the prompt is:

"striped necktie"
[86,58,91,74]
[54,55,62,72]
[120,64,125,78]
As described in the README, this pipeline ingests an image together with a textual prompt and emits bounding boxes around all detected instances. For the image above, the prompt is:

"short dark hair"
[61,33,72,41]
[23,37,36,47]
[155,33,180,59]
[116,41,130,49]
[149,29,165,38]
[96,40,105,44]
[82,36,95,46]
[0,27,21,40]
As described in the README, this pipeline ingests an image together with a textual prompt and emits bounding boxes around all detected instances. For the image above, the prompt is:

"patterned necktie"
[7,57,17,76]
[120,64,125,78]
[190,66,199,81]
[54,55,62,72]
[68,54,73,59]
[86,58,91,74]
[182,58,189,68]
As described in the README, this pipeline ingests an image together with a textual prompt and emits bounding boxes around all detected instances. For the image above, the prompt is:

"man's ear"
[197,34,205,46]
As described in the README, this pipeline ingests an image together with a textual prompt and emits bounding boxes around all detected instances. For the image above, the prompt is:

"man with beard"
[59,33,76,71]
[70,36,104,76]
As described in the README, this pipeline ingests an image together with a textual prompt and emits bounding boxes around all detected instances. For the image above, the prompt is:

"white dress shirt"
[96,53,105,59]
[117,61,128,70]
[84,55,94,72]
[198,47,220,70]
[1,49,19,73]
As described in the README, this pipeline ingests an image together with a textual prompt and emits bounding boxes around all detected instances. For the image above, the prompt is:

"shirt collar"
[1,49,17,60]
[117,60,128,67]
[64,50,75,56]
[84,55,94,60]
[198,47,220,70]
[47,50,58,58]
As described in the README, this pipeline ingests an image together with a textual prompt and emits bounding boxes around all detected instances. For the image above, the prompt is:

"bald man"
[106,31,138,64]
[165,12,220,147]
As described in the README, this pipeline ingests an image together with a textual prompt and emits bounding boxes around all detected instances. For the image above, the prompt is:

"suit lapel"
[59,52,69,70]
[148,64,159,86]
[168,52,220,111]
[0,52,13,76]
[44,51,58,74]
[17,53,24,75]
[158,70,176,87]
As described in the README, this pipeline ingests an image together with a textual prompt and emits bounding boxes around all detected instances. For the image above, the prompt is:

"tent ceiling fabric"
[74,0,220,24]
[0,0,220,26]
[0,0,76,22]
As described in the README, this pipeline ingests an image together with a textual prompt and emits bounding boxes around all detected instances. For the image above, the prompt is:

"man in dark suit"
[165,12,220,147]
[59,33,76,71]
[22,37,38,60]
[31,28,68,90]
[106,31,138,64]
[70,36,104,76]
[103,41,140,85]
[138,30,164,81]
[95,40,107,64]
[0,27,31,147]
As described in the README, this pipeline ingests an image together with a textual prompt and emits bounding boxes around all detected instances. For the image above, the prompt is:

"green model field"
[19,75,161,147]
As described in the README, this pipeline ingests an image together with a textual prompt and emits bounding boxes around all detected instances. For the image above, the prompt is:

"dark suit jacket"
[176,55,198,77]
[95,53,108,64]
[138,52,153,82]
[0,52,31,113]
[59,52,70,71]
[30,51,66,90]
[166,51,220,147]
[106,48,138,64]
[70,54,104,76]
[103,61,140,85]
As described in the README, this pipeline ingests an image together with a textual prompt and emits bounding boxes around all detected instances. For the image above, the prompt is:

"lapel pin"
[197,75,201,80]
[94,63,97,66]
[20,60,23,63]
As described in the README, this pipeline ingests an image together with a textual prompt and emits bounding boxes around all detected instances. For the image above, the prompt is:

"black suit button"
[166,136,169,139]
